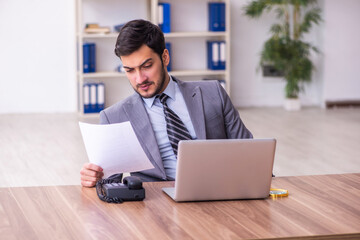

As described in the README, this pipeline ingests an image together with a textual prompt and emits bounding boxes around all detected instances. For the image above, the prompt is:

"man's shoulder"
[101,93,139,121]
[176,78,221,92]
[179,79,219,87]
[175,78,228,104]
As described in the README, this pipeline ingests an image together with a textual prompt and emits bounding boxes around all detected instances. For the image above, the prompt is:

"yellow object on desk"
[269,188,289,198]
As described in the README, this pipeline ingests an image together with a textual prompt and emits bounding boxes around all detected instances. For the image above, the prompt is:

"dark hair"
[114,19,165,59]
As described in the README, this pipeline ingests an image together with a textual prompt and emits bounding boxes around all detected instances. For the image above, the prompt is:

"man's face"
[121,44,170,98]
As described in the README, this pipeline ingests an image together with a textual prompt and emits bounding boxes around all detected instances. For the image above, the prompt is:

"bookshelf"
[76,0,230,115]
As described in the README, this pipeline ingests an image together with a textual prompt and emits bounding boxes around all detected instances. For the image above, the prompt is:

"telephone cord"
[96,179,124,204]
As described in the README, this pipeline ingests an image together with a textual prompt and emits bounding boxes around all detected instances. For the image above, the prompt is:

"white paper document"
[79,121,154,178]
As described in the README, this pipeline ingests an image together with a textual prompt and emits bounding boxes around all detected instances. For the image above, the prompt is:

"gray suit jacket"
[100,77,253,181]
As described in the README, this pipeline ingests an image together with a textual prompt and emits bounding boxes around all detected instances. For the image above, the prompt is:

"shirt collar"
[143,74,176,108]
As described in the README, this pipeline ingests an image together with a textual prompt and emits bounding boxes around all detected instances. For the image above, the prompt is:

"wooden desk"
[1,174,360,240]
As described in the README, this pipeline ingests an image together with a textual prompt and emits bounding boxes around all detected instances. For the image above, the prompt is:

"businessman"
[80,19,253,187]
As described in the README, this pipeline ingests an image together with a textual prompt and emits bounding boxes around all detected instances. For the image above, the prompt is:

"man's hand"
[80,163,104,187]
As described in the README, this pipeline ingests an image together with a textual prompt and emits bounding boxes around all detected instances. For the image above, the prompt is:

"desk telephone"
[96,176,145,203]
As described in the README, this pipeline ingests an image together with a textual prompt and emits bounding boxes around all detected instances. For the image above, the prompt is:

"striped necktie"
[159,93,192,156]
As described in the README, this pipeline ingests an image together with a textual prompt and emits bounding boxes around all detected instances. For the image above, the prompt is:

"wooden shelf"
[80,31,227,39]
[165,31,227,38]
[81,71,126,78]
[80,70,226,79]
[81,32,118,39]
[170,70,226,77]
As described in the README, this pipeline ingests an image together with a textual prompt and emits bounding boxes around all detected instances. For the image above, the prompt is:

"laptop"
[162,138,276,202]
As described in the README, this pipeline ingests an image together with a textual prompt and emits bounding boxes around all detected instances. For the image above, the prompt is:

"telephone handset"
[96,176,145,203]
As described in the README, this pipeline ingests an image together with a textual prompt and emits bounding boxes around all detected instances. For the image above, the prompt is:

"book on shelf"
[86,23,99,28]
[158,3,171,33]
[83,43,96,73]
[208,2,226,32]
[84,23,111,34]
[83,83,105,114]
[207,41,226,70]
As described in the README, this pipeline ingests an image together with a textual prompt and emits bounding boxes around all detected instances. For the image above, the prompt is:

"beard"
[135,64,167,99]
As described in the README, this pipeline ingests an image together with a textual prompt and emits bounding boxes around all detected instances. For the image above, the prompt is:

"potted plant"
[244,0,322,110]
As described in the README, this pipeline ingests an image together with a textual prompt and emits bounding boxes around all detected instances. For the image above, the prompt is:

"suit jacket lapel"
[123,94,166,177]
[175,77,207,139]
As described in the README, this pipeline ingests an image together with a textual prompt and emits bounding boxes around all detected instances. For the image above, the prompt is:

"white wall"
[0,0,76,113]
[0,0,359,113]
[322,0,360,103]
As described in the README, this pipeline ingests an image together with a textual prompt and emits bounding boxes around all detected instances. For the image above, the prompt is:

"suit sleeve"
[217,82,253,139]
[99,110,110,124]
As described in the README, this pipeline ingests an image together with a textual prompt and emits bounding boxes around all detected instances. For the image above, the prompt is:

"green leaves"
[243,0,321,98]
[270,23,283,36]
[299,7,322,36]
[243,0,284,18]
[243,0,270,18]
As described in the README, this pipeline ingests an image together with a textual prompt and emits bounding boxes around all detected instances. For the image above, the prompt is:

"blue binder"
[219,2,226,31]
[208,2,225,32]
[83,83,91,113]
[165,42,172,71]
[83,83,105,113]
[83,43,96,73]
[89,84,97,112]
[158,3,171,33]
[83,44,91,73]
[207,41,218,70]
[207,41,226,70]
[96,83,105,112]
[219,41,226,70]
[89,43,96,72]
